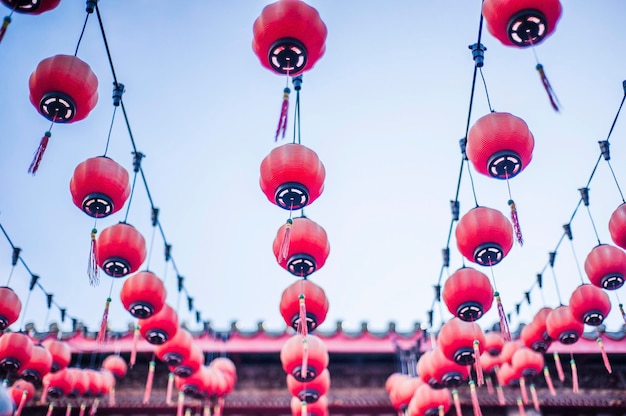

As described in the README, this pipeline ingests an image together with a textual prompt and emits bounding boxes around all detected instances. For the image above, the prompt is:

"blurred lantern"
[42,339,71,372]
[138,303,178,345]
[155,328,193,368]
[569,284,611,326]
[67,368,89,398]
[120,271,166,319]
[96,223,147,278]
[438,318,485,365]
[429,348,469,389]
[385,373,406,394]
[291,395,329,416]
[483,332,505,356]
[455,206,513,266]
[609,203,626,249]
[287,368,330,403]
[546,306,583,344]
[18,344,52,382]
[280,334,328,382]
[205,365,231,398]
[521,321,551,353]
[273,217,330,277]
[500,340,524,365]
[27,55,98,174]
[388,376,422,412]
[584,244,626,290]
[102,355,128,379]
[175,366,208,399]
[99,369,116,396]
[280,279,329,335]
[8,379,34,408]
[43,368,74,399]
[0,287,21,330]
[512,348,544,378]
[85,369,105,397]
[443,267,493,321]
[416,351,439,389]
[260,143,325,210]
[0,332,33,372]
[170,343,204,378]
[407,384,451,416]
[209,357,237,389]
[480,352,501,374]
[497,362,520,387]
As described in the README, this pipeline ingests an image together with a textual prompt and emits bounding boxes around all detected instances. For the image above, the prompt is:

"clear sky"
[1,1,626,336]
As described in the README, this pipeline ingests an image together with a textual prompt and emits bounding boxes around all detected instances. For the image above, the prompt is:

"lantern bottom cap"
[507,9,548,47]
[268,37,308,75]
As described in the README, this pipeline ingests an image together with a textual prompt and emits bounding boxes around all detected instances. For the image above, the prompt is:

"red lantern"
[480,352,501,374]
[205,365,231,397]
[443,267,494,321]
[497,362,520,387]
[291,395,329,416]
[512,347,544,379]
[8,379,34,407]
[156,328,193,368]
[18,344,52,382]
[1,0,60,14]
[546,305,583,345]
[280,279,329,332]
[584,244,626,290]
[175,366,208,399]
[101,355,128,379]
[482,0,562,47]
[407,384,451,416]
[483,332,505,356]
[260,143,325,210]
[437,318,485,365]
[0,287,21,330]
[389,376,422,411]
[416,352,438,388]
[569,284,611,326]
[467,112,534,179]
[120,271,166,319]
[42,339,71,372]
[609,203,626,249]
[273,217,330,277]
[99,369,115,394]
[209,357,237,388]
[280,334,328,382]
[67,368,89,397]
[429,348,469,388]
[252,0,327,76]
[138,303,178,345]
[500,340,524,365]
[455,206,513,266]
[521,321,550,353]
[170,343,204,378]
[287,368,330,403]
[0,332,33,372]
[96,222,147,277]
[43,368,74,399]
[69,157,131,218]
[84,369,105,397]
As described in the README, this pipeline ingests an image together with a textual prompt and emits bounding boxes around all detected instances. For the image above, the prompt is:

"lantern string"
[123,169,139,223]
[478,68,493,113]
[566,238,586,285]
[291,76,302,145]
[605,160,625,203]
[102,106,118,157]
[548,255,563,306]
[582,203,602,246]
[74,12,91,57]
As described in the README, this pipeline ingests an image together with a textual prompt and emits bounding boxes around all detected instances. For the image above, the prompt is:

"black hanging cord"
[74,12,91,57]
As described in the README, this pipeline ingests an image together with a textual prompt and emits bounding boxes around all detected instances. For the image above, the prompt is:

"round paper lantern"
[546,306,583,345]
[408,384,451,416]
[287,368,330,403]
[609,203,626,249]
[84,369,105,397]
[260,143,325,210]
[416,352,438,388]
[42,339,71,372]
[67,368,89,397]
[584,244,626,290]
[291,395,329,416]
[273,217,330,277]
[430,348,469,388]
[96,222,147,277]
[280,279,329,332]
[443,267,494,321]
[0,332,33,372]
[43,368,74,399]
[455,206,513,266]
[386,373,407,394]
[483,332,505,356]
[389,376,422,411]
[175,366,208,399]
[521,321,551,353]
[101,355,127,379]
[569,284,611,326]
[138,303,178,345]
[29,54,98,123]
[99,369,116,394]
[1,0,60,14]
[280,334,328,382]
[156,328,193,368]
[497,362,520,387]
[480,352,502,374]
[120,271,166,318]
[170,343,204,378]
[500,340,524,365]
[437,318,485,365]
[70,156,130,218]
[252,0,327,75]
[8,380,34,407]
[0,287,21,331]
[18,344,52,382]
[205,366,231,397]
[512,348,544,378]
[209,357,237,388]
[482,0,562,47]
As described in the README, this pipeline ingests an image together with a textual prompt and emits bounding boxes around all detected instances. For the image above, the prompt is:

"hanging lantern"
[521,321,550,353]
[499,340,524,366]
[209,357,237,389]
[1,0,60,14]
[455,206,513,266]
[84,369,105,397]
[43,368,75,399]
[512,348,544,378]
[138,303,178,345]
[389,376,422,412]
[416,352,439,388]
[96,222,147,277]
[609,203,626,249]
[99,369,116,396]
[497,362,521,387]
[546,305,583,344]
[18,344,52,383]
[569,284,611,326]
[42,339,71,372]
[260,143,326,210]
[430,347,470,388]
[8,379,34,408]
[155,328,193,368]
[273,217,330,277]
[170,343,204,378]
[120,271,166,319]
[437,318,485,365]
[0,287,21,330]
[101,355,128,379]
[287,368,330,403]
[175,366,208,400]
[280,334,328,382]
[67,368,89,398]
[480,351,502,375]
[443,267,494,321]
[407,384,451,416]
[252,0,327,76]
[291,395,329,416]
[484,332,505,356]
[69,156,131,218]
[385,373,406,394]
[0,332,33,372]
[280,279,329,332]
[584,244,626,290]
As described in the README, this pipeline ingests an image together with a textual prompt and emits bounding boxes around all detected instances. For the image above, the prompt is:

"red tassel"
[96,297,111,344]
[596,337,612,374]
[14,390,28,416]
[46,404,55,416]
[519,377,528,405]
[214,397,224,416]
[301,336,309,380]
[543,366,556,396]
[438,405,445,416]
[300,400,307,416]
[203,404,211,416]
[89,399,99,416]
[473,340,484,386]
[176,392,184,416]
[298,293,308,337]
[469,380,483,416]
[485,376,494,395]
[495,293,511,341]
[508,200,523,246]
[0,16,11,43]
[279,219,292,262]
[166,372,174,405]
[529,384,540,412]
[28,131,51,175]
[553,352,565,382]
[570,359,579,393]
[536,64,560,112]
[275,87,290,140]
[40,381,49,404]
[496,385,505,406]
[88,228,99,286]
[130,325,139,368]
[109,387,116,406]
[79,403,87,416]
[143,361,156,404]
[185,409,192,416]
[65,403,73,416]
[516,398,526,416]
[452,389,462,416]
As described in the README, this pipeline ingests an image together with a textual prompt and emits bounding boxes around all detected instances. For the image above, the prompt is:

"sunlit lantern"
[437,318,485,365]
[291,395,329,416]
[18,344,52,382]
[584,244,626,290]
[120,271,166,318]
[42,339,71,372]
[252,0,327,76]
[546,306,583,345]
[273,217,330,277]
[138,303,178,345]
[96,222,147,277]
[287,368,330,403]
[0,287,21,330]
[70,156,130,218]
[101,354,128,379]
[455,206,513,266]
[260,143,325,210]
[155,328,193,367]
[443,267,493,321]
[280,279,329,332]
[569,284,611,326]
[609,203,626,249]
[0,332,33,372]
[408,384,451,416]
[280,334,328,382]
